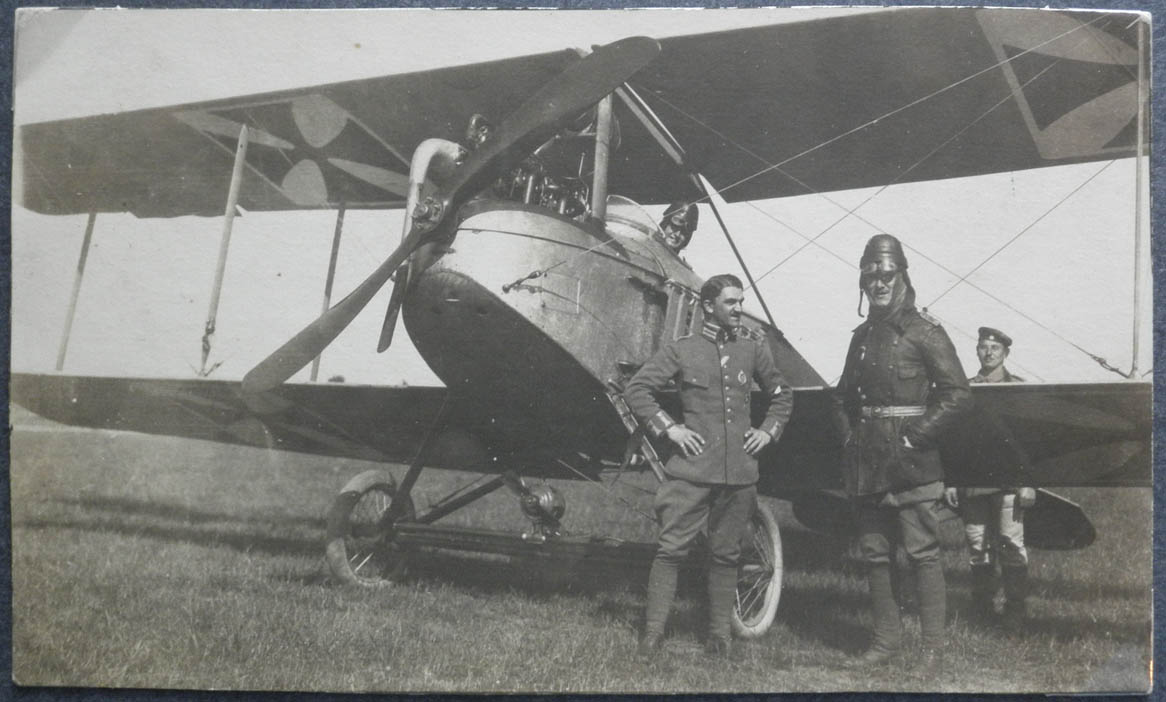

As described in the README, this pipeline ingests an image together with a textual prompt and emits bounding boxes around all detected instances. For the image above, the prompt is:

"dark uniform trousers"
[833,299,971,653]
[626,321,791,641]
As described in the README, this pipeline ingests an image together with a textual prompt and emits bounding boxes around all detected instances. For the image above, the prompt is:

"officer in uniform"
[944,327,1035,628]
[833,234,972,667]
[625,273,792,657]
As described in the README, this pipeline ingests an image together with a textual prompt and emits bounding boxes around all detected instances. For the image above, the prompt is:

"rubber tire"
[731,501,783,638]
[325,469,415,586]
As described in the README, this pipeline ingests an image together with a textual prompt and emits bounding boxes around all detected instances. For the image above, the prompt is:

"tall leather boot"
[1001,564,1029,633]
[968,563,997,622]
[640,557,678,656]
[916,559,947,670]
[705,563,737,657]
[852,563,901,665]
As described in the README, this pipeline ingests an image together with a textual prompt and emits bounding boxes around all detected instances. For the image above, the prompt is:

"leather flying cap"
[662,201,699,234]
[978,326,1012,348]
[860,234,908,270]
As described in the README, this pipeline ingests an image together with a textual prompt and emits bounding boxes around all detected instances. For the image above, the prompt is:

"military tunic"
[625,321,792,485]
[971,365,1024,384]
[626,318,793,644]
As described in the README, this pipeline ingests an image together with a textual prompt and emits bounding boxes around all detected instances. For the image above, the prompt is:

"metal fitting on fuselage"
[403,138,466,235]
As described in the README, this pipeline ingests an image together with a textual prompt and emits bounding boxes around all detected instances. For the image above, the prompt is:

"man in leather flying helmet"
[833,234,972,669]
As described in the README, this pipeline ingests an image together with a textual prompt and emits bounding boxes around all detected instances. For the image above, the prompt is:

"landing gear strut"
[322,463,784,637]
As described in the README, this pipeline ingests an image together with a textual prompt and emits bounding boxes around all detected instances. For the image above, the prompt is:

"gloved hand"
[943,487,959,510]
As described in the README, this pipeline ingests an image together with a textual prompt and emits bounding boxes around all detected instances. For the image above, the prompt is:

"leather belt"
[860,405,926,418]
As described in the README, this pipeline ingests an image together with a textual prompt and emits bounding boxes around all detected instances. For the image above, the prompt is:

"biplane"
[11,7,1152,638]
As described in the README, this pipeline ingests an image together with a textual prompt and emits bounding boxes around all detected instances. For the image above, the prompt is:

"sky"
[11,7,1153,387]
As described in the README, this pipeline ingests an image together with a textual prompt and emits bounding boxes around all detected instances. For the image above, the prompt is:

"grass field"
[9,404,1153,693]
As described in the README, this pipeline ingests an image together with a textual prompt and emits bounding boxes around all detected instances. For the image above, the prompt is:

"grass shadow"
[16,495,324,559]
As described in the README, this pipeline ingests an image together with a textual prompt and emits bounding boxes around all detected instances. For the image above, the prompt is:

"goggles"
[860,263,900,286]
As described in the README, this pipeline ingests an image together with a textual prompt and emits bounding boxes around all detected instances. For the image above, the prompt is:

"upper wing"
[18,49,578,217]
[18,8,1146,217]
[612,7,1148,203]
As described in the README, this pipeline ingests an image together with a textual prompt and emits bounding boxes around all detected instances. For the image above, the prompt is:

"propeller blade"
[242,36,661,394]
[242,226,428,395]
[377,263,410,352]
[443,36,661,206]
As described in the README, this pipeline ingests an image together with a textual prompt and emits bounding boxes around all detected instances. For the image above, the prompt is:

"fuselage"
[401,199,686,460]
[400,197,820,464]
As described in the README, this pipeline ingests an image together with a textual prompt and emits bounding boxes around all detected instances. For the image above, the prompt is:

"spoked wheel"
[732,501,783,638]
[325,469,416,586]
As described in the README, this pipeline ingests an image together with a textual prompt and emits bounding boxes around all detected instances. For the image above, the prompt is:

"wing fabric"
[940,382,1151,488]
[12,375,1149,489]
[611,7,1147,204]
[19,50,578,217]
[18,9,1146,218]
[760,381,1151,494]
[11,373,471,467]
[10,373,632,474]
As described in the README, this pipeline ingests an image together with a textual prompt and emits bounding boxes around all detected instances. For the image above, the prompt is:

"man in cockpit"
[464,113,491,151]
[655,201,699,258]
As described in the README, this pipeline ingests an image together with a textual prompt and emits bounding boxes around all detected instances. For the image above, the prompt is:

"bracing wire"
[632,13,1137,376]
[639,11,1117,205]
[554,457,657,526]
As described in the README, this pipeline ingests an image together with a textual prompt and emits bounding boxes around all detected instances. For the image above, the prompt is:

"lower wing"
[760,381,1151,494]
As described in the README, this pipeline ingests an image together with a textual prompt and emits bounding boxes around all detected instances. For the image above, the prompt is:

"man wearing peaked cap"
[833,233,972,670]
[944,326,1034,631]
[970,327,1024,383]
[625,273,792,659]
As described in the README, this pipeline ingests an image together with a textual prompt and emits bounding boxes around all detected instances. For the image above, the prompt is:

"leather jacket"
[833,291,972,497]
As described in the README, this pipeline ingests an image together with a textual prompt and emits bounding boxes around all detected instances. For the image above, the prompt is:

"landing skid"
[323,463,783,638]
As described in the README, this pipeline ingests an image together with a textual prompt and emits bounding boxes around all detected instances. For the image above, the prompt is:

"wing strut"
[615,84,783,337]
[311,202,347,382]
[200,125,249,377]
[1129,17,1146,378]
[56,211,97,371]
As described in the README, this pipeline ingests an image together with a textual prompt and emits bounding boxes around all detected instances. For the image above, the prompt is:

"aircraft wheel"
[732,501,783,638]
[325,469,415,586]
